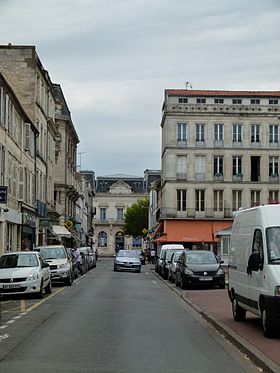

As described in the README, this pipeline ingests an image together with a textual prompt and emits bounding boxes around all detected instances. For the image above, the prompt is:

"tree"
[123,198,149,237]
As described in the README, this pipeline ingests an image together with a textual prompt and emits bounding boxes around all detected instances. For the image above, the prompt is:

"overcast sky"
[1,0,280,176]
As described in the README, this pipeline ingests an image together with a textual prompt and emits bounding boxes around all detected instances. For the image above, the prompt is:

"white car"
[0,251,52,298]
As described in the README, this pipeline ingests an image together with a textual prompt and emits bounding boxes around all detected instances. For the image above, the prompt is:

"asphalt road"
[0,259,260,373]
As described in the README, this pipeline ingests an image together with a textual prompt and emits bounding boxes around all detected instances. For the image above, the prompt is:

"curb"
[150,267,279,373]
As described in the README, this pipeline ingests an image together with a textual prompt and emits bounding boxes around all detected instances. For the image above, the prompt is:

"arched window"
[98,231,107,247]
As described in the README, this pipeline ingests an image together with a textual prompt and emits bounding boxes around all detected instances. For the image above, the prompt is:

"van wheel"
[262,307,275,338]
[45,280,52,294]
[232,298,246,321]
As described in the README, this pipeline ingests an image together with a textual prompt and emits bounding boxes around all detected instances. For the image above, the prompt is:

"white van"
[156,244,184,276]
[228,205,280,337]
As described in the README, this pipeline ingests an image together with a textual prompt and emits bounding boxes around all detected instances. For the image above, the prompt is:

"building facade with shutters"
[0,72,38,253]
[157,89,280,257]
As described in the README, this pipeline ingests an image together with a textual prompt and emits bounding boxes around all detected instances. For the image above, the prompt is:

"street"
[0,259,259,373]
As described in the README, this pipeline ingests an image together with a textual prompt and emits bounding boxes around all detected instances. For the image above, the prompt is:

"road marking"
[0,325,8,329]
[25,288,64,313]
[13,315,22,319]
[0,334,9,342]
[6,319,15,324]
[152,280,157,285]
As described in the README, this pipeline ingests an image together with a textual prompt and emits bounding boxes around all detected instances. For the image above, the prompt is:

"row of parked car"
[155,244,226,289]
[0,245,97,299]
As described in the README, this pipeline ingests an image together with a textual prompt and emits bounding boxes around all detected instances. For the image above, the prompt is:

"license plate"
[2,284,20,289]
[199,276,213,281]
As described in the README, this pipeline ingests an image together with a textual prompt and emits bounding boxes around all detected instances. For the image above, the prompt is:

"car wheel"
[262,306,275,338]
[232,297,246,321]
[65,274,72,286]
[35,280,44,299]
[113,266,117,272]
[45,279,52,294]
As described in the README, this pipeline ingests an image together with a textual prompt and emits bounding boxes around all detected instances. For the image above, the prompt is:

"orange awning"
[154,220,232,243]
[150,222,164,239]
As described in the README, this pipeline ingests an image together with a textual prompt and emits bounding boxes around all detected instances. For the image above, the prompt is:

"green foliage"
[123,198,149,237]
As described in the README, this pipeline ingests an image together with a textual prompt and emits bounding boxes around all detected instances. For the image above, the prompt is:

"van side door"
[249,228,264,313]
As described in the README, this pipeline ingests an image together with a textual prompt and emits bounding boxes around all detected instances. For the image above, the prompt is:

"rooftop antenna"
[185,81,193,90]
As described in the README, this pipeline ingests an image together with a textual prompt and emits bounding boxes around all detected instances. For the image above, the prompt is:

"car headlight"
[216,268,224,275]
[184,268,193,275]
[115,260,122,264]
[274,286,280,296]
[27,272,39,281]
[58,263,68,269]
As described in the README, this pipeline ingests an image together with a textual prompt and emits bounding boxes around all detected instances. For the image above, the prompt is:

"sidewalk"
[151,266,280,373]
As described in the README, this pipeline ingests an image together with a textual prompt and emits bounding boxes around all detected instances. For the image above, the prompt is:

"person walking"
[95,248,99,261]
[73,246,83,275]
[150,249,156,264]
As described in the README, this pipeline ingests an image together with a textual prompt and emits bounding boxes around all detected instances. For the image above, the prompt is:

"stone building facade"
[0,45,58,246]
[0,72,38,252]
[157,89,280,255]
[93,174,148,256]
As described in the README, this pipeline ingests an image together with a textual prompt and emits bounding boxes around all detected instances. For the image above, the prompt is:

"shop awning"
[153,220,232,243]
[52,225,71,237]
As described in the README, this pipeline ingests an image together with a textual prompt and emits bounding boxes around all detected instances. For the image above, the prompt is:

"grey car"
[168,250,184,282]
[114,250,141,273]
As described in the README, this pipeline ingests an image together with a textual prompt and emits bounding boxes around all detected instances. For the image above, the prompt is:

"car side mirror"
[42,262,49,268]
[220,260,224,264]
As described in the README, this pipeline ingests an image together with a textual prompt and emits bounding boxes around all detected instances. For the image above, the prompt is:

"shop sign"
[22,209,36,227]
[39,218,52,228]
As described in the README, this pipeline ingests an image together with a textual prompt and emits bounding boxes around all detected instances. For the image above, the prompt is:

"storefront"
[21,207,36,250]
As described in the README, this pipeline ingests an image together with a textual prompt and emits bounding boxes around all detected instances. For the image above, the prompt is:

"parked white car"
[0,251,52,298]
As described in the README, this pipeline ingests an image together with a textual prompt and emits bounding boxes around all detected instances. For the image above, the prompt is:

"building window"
[214,124,224,141]
[214,156,223,175]
[251,99,260,104]
[177,123,187,142]
[268,190,279,204]
[269,156,278,176]
[177,189,187,211]
[117,208,124,221]
[214,98,224,104]
[251,190,261,207]
[232,124,242,143]
[232,99,242,104]
[269,99,278,105]
[196,98,206,104]
[178,97,188,103]
[251,124,260,143]
[214,190,223,212]
[195,155,206,180]
[98,231,107,247]
[195,190,205,211]
[196,123,205,142]
[177,156,187,179]
[232,190,242,211]
[269,125,278,144]
[100,208,106,221]
[233,156,242,175]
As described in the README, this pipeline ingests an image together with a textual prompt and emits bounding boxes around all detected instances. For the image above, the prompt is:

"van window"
[252,229,264,266]
[266,227,280,262]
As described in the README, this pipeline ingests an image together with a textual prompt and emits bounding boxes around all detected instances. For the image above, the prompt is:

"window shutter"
[0,87,3,125]
[18,165,24,201]
[4,94,9,129]
[25,123,31,150]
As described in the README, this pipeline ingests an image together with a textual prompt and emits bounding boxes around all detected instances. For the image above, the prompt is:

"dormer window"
[196,98,206,104]
[214,98,224,104]
[269,99,278,105]
[232,99,242,104]
[251,99,260,104]
[178,97,188,103]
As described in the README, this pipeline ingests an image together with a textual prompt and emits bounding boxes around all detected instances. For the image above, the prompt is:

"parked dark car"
[175,250,225,289]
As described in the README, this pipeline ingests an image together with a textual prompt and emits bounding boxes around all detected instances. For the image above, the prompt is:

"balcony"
[269,174,279,183]
[214,173,224,182]
[232,174,243,182]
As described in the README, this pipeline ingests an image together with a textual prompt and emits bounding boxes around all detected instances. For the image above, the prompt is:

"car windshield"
[266,227,280,263]
[166,250,181,260]
[117,250,138,258]
[173,251,183,262]
[0,253,39,268]
[185,252,217,265]
[38,247,66,260]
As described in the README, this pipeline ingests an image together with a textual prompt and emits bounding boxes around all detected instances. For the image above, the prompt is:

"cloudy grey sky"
[1,0,280,176]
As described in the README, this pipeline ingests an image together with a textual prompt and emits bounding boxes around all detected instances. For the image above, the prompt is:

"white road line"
[13,315,22,319]
[6,319,15,324]
[0,334,9,342]
[152,280,157,285]
[0,325,8,329]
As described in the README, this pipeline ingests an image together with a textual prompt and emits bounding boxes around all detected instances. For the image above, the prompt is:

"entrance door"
[115,232,124,253]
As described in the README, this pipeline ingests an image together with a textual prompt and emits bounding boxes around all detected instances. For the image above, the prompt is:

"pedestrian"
[146,248,151,263]
[150,249,156,264]
[95,248,99,261]
[73,246,83,275]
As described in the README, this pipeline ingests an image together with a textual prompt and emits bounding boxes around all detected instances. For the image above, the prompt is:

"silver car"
[114,250,141,273]
[168,250,183,282]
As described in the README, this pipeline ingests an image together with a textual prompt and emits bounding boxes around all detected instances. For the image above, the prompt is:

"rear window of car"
[185,252,217,265]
